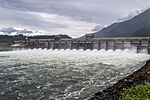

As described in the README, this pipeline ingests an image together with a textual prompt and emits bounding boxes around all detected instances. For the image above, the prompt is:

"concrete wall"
[28,37,150,53]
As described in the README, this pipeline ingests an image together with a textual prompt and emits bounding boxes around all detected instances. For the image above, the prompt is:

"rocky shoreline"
[89,60,150,100]
[0,48,13,51]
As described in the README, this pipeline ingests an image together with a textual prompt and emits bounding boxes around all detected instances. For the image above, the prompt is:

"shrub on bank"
[121,82,150,100]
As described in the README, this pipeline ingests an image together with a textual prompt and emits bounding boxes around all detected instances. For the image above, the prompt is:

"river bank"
[89,59,150,100]
[0,42,12,51]
[0,42,26,51]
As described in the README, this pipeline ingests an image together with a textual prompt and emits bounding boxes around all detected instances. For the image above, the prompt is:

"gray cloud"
[92,25,105,32]
[18,29,33,34]
[0,27,17,34]
[117,12,140,22]
[0,27,33,35]
[0,0,149,37]
[0,0,149,23]
[117,7,150,22]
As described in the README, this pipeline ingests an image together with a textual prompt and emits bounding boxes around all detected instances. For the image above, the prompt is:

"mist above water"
[0,49,149,99]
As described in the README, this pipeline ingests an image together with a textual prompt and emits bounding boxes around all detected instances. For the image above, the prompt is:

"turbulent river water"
[0,49,149,100]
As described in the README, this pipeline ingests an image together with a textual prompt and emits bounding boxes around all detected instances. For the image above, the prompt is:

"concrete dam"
[27,36,150,54]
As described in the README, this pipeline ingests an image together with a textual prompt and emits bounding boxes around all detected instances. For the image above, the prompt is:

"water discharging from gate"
[0,49,149,99]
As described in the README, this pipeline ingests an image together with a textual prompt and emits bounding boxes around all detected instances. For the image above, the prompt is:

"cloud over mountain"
[0,27,33,35]
[0,27,18,34]
[117,7,150,22]
[94,8,150,37]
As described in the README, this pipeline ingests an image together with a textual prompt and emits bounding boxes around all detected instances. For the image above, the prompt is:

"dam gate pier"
[27,37,150,54]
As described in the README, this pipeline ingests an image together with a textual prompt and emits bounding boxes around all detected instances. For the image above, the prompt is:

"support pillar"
[113,41,116,51]
[31,41,33,48]
[47,42,50,49]
[137,46,140,53]
[84,41,87,50]
[122,41,124,50]
[36,41,39,49]
[106,41,108,50]
[26,40,30,48]
[39,41,42,48]
[30,41,34,49]
[139,41,142,46]
[98,41,101,50]
[65,41,67,50]
[91,41,93,50]
[42,41,45,49]
[148,47,150,54]
[52,41,55,50]
[59,41,61,50]
[148,41,150,53]
[77,41,80,50]
[70,41,73,50]
[130,41,133,48]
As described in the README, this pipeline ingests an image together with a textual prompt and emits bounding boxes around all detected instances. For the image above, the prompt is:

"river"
[0,49,149,100]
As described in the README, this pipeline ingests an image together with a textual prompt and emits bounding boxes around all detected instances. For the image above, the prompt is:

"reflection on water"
[0,49,149,99]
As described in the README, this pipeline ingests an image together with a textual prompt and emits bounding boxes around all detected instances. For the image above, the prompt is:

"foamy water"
[0,49,149,99]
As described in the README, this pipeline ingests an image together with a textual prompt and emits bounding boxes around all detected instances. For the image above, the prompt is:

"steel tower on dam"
[27,35,150,54]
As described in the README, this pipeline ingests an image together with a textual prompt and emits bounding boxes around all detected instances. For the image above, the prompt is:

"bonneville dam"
[21,34,150,54]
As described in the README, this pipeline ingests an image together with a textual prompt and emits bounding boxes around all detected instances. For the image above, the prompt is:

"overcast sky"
[0,0,150,37]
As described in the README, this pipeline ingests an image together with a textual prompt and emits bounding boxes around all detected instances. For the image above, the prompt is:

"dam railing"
[26,37,150,53]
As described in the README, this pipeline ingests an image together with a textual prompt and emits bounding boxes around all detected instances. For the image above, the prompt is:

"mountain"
[94,8,150,37]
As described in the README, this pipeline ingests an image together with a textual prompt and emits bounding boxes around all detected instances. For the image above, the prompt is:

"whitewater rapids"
[0,49,149,99]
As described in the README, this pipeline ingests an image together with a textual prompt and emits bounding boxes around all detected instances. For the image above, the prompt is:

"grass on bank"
[120,66,150,100]
[121,82,150,100]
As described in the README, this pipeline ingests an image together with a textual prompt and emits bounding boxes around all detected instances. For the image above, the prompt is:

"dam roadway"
[27,37,150,53]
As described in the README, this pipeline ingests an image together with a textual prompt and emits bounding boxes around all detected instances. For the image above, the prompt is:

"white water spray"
[0,49,149,99]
